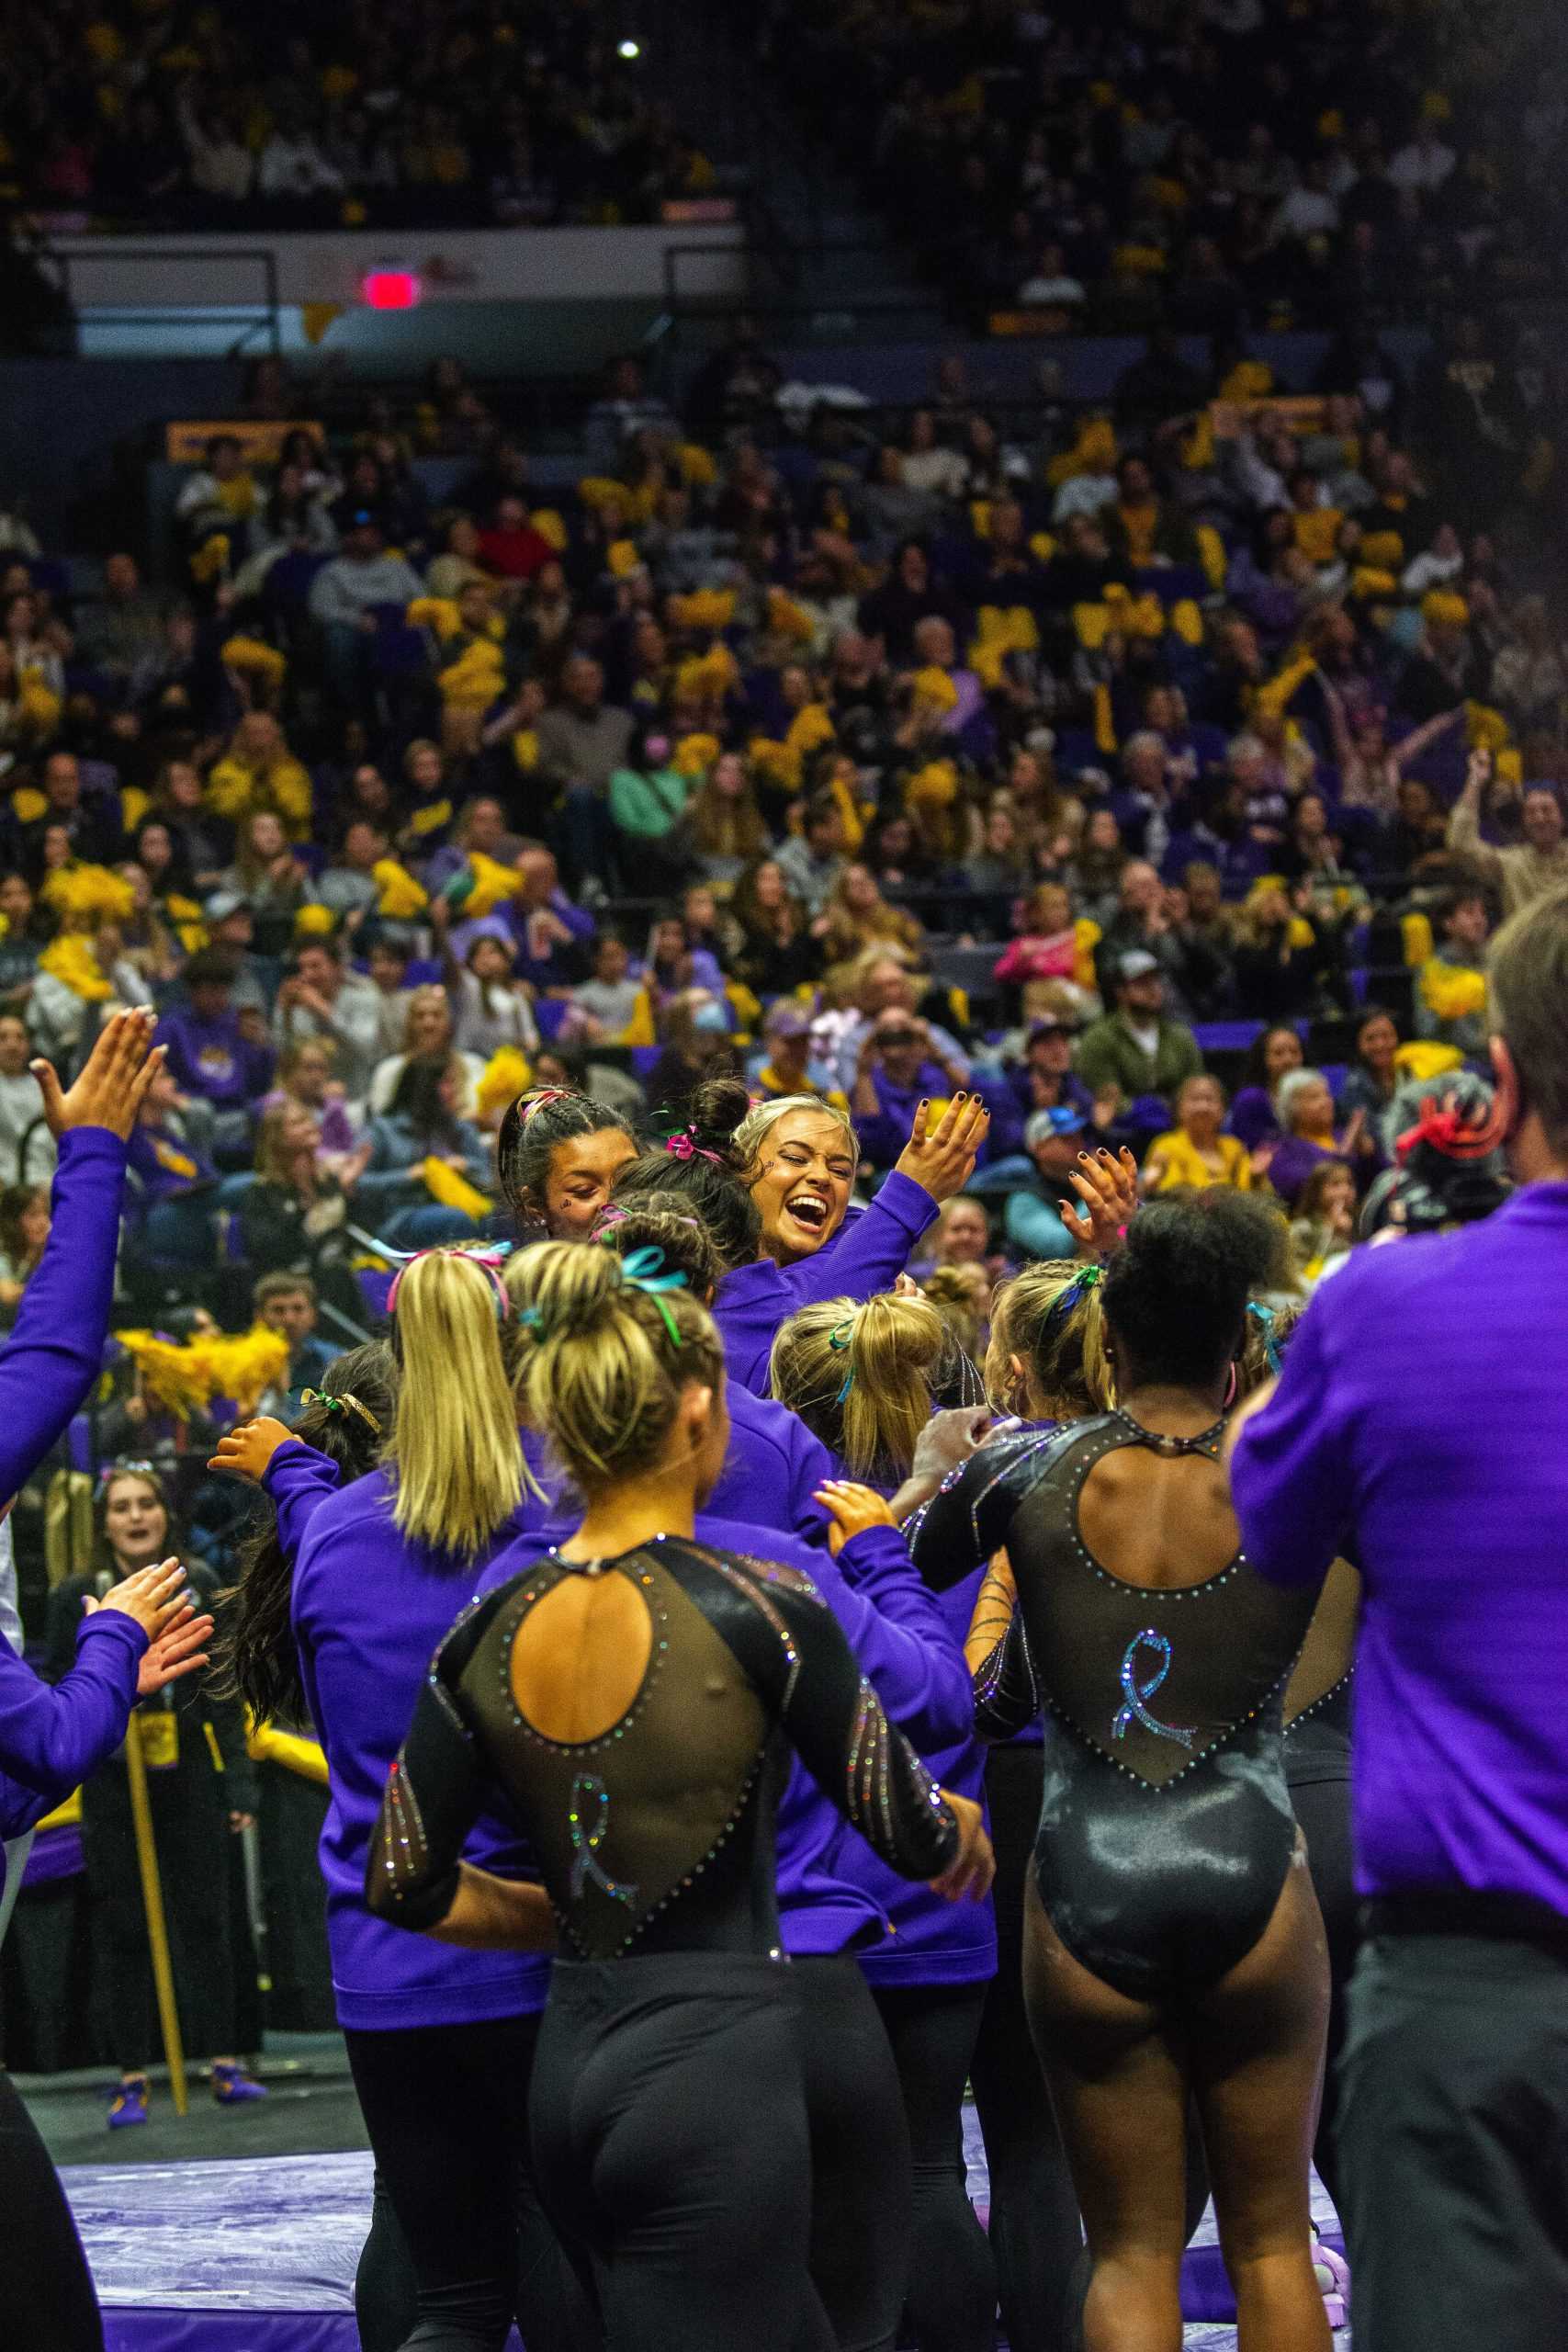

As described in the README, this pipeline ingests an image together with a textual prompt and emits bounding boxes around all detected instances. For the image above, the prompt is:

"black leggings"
[345,2011,591,2352]
[796,1953,912,2352]
[530,1951,835,2352]
[0,2070,102,2352]
[967,1744,1084,2352]
[1290,1772,1355,2213]
[80,1759,239,2072]
[870,1981,996,2352]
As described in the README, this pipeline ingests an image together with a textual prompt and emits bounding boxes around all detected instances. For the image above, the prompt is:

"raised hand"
[893,1092,990,1204]
[136,1601,216,1699]
[208,1418,298,1486]
[1058,1146,1138,1258]
[1463,745,1493,799]
[29,1007,164,1141]
[85,1556,191,1643]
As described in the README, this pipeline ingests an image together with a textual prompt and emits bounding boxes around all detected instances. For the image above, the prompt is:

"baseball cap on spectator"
[766,1003,813,1038]
[1027,1013,1079,1042]
[205,889,247,923]
[1118,950,1161,982]
[1025,1105,1089,1148]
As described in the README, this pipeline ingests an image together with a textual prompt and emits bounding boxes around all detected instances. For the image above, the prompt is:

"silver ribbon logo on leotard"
[568,1773,638,1906]
[1111,1630,1194,1751]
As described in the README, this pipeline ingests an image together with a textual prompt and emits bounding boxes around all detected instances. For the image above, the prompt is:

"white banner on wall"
[48,222,747,312]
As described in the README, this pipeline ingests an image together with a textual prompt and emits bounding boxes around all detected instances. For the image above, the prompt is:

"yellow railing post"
[122,1713,188,2118]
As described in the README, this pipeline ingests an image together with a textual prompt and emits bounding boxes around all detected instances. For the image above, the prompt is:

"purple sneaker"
[211,2061,268,2108]
[107,2076,149,2129]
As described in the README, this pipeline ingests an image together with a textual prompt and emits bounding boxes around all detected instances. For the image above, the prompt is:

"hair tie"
[617,1244,689,1351]
[515,1087,570,1125]
[96,1456,158,1496]
[1043,1261,1101,1339]
[1246,1300,1282,1377]
[300,1387,382,1435]
[387,1243,513,1320]
[663,1127,725,1167]
[592,1203,630,1232]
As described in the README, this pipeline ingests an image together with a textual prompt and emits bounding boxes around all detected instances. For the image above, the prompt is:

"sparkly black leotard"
[367,1537,962,2352]
[367,1534,957,1956]
[911,1413,1321,2002]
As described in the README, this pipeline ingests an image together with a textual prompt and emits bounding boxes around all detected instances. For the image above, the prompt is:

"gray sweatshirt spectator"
[308,519,423,628]
[273,940,387,1104]
[535,656,634,796]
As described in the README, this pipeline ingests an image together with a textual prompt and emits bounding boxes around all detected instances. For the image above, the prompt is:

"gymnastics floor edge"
[64,2119,1350,2349]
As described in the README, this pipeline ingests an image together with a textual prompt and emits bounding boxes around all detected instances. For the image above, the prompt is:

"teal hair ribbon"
[827,1314,856,1405]
[1247,1299,1282,1375]
[619,1245,689,1350]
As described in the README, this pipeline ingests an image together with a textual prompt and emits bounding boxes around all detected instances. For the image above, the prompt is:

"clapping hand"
[209,1418,298,1485]
[85,1556,213,1696]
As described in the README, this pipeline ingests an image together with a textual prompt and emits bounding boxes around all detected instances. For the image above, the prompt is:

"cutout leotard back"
[368,1535,958,1961]
[913,1414,1322,2000]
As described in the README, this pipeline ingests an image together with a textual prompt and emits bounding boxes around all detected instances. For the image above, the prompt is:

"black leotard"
[367,1533,958,1954]
[910,1413,1322,2003]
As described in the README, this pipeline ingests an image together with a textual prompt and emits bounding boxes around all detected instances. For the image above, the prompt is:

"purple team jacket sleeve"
[815,1523,974,1753]
[264,1443,345,1557]
[0,1127,127,1505]
[1228,1295,1351,1587]
[0,1611,145,1816]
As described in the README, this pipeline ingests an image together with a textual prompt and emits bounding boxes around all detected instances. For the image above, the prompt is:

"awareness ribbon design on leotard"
[568,1773,638,1906]
[1111,1629,1194,1751]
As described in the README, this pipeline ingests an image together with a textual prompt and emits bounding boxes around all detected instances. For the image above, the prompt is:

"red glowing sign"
[362,269,421,311]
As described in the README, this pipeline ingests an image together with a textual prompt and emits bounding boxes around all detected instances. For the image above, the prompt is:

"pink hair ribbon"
[386,1243,513,1319]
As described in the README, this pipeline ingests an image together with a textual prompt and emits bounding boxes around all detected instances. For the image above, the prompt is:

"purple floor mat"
[67,2117,1349,2350]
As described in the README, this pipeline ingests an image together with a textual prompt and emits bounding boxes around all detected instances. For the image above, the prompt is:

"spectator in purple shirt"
[1226,881,1568,2352]
[460,844,593,994]
[156,949,275,1132]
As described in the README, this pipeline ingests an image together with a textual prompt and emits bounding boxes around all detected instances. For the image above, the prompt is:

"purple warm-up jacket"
[811,1451,996,1988]
[520,1376,836,1543]
[484,1508,973,1956]
[714,1170,938,1394]
[284,1458,550,2031]
[0,1127,152,1888]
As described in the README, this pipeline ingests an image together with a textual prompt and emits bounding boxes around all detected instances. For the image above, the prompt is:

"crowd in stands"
[761,0,1566,328]
[1,0,718,230]
[0,308,1561,1599]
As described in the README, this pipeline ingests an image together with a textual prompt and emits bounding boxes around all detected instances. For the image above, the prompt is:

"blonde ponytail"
[984,1259,1114,1421]
[389,1250,524,1558]
[769,1291,947,1482]
[508,1239,724,1494]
